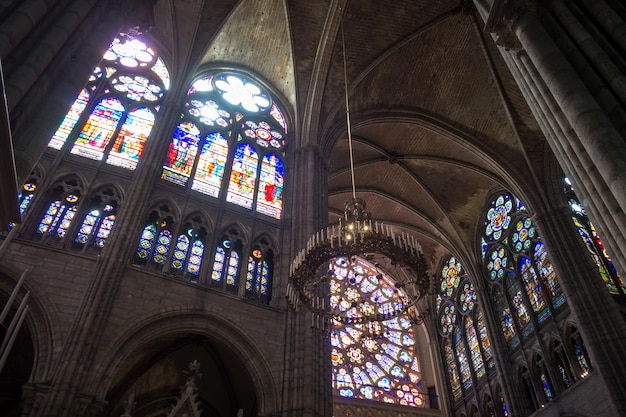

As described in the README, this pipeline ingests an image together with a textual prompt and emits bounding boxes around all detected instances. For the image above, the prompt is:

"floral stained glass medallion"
[330,257,424,407]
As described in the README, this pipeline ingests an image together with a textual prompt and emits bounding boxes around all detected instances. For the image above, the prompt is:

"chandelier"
[286,23,431,330]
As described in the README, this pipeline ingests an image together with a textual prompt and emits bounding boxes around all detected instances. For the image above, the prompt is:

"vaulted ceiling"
[149,0,549,268]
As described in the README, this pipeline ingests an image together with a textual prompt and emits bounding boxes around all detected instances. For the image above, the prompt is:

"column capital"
[484,0,537,51]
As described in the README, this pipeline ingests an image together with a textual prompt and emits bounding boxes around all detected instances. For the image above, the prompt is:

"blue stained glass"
[187,240,204,275]
[152,230,172,264]
[136,224,156,259]
[172,235,189,271]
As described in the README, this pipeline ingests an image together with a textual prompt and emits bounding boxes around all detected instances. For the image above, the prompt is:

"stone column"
[533,206,626,416]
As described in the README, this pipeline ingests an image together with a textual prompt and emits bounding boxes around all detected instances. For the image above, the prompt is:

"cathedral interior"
[1,1,626,417]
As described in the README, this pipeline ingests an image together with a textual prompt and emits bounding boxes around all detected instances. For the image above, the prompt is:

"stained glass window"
[329,257,424,407]
[18,181,38,215]
[134,217,172,267]
[246,248,271,301]
[444,340,462,400]
[454,331,472,389]
[480,192,565,346]
[161,71,288,218]
[37,193,80,239]
[211,239,240,289]
[465,317,485,379]
[438,256,496,402]
[565,178,625,294]
[48,35,169,170]
[171,226,205,277]
[74,203,116,248]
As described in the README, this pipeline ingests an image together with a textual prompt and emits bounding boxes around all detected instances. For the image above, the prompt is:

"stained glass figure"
[49,89,91,149]
[454,331,472,389]
[163,71,288,218]
[492,285,518,346]
[211,239,239,288]
[519,256,549,322]
[162,122,202,186]
[50,35,168,169]
[71,97,125,160]
[256,154,284,219]
[533,242,565,308]
[444,340,462,400]
[75,204,116,248]
[506,275,532,336]
[475,309,493,368]
[465,317,485,379]
[246,249,271,300]
[226,144,258,209]
[191,132,229,197]
[107,107,155,169]
[329,257,424,407]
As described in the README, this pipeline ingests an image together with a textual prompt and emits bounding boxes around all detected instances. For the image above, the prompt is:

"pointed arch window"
[134,212,174,267]
[437,256,495,403]
[480,192,565,346]
[171,224,206,277]
[18,181,38,216]
[35,178,82,240]
[564,178,625,295]
[329,256,424,407]
[48,35,169,170]
[211,237,241,291]
[246,247,273,302]
[75,202,117,249]
[161,71,287,219]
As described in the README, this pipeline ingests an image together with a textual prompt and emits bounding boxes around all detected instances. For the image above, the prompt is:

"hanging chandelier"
[286,22,431,330]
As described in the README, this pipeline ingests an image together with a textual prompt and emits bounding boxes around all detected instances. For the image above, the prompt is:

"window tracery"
[47,35,169,170]
[245,238,273,303]
[564,178,625,294]
[329,256,424,407]
[161,71,287,219]
[480,192,565,347]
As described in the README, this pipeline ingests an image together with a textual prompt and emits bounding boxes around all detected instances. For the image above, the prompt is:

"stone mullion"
[423,311,451,416]
[31,85,183,416]
[533,206,626,416]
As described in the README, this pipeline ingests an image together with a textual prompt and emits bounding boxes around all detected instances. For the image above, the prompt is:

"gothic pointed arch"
[47,34,170,171]
[160,69,288,219]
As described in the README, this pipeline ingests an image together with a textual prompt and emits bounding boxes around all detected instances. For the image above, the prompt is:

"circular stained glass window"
[511,216,535,253]
[439,303,457,336]
[458,281,476,314]
[484,194,513,241]
[329,256,424,407]
[485,245,508,282]
[440,257,461,298]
